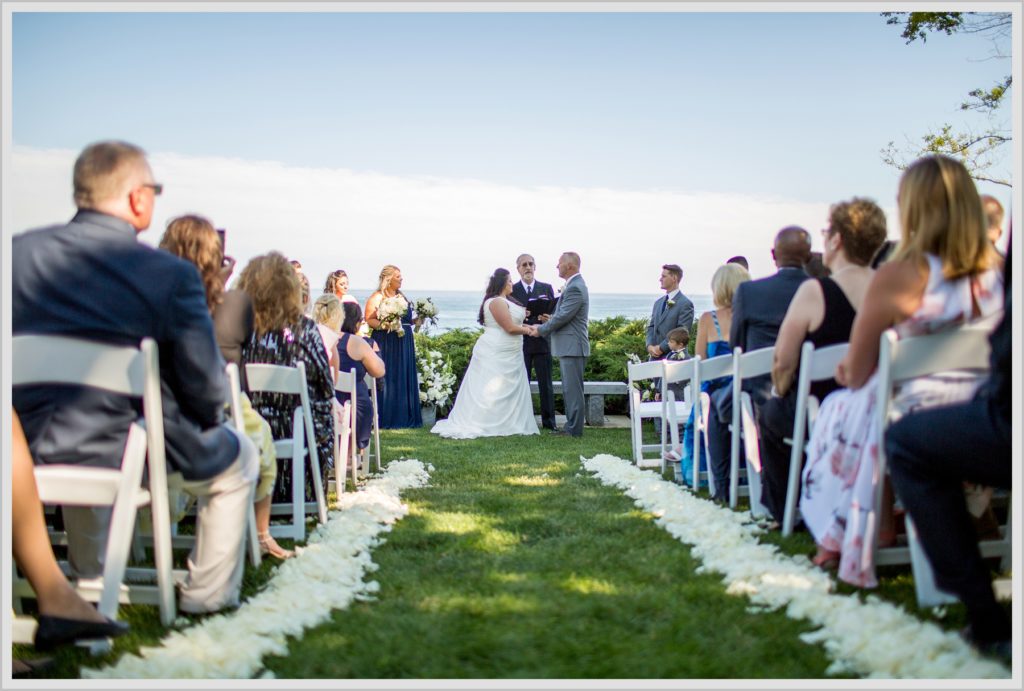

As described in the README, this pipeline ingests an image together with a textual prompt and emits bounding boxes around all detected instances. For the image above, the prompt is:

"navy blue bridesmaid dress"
[372,299,423,429]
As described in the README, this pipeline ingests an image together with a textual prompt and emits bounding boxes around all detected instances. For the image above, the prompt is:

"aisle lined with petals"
[83,460,433,679]
[581,454,1009,679]
[65,428,1009,680]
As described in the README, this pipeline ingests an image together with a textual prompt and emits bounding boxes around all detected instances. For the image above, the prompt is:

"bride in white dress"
[431,269,540,439]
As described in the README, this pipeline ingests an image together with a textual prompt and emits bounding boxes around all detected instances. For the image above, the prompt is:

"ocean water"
[347,289,715,332]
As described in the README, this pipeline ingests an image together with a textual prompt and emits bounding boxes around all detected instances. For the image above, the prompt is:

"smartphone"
[216,228,226,253]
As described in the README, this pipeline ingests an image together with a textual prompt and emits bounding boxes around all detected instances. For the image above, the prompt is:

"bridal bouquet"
[376,295,409,338]
[413,297,439,333]
[626,352,659,402]
[417,349,456,410]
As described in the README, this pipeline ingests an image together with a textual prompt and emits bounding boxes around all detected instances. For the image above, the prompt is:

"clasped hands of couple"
[522,312,550,338]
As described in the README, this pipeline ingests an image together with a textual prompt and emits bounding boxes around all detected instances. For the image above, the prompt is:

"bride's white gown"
[431,297,540,439]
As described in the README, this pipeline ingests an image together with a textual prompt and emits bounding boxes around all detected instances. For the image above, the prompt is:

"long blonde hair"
[891,155,996,280]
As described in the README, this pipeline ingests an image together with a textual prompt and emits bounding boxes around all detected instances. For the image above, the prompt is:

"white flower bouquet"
[413,297,439,333]
[417,349,456,410]
[376,294,409,338]
[626,352,659,402]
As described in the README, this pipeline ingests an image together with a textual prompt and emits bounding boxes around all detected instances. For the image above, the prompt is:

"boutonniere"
[666,299,676,308]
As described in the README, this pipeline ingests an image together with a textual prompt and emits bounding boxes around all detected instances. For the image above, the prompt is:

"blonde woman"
[800,155,1003,587]
[159,216,289,559]
[364,265,422,428]
[671,263,751,487]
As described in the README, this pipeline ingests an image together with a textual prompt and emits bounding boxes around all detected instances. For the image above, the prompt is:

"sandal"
[812,549,840,571]
[258,532,295,560]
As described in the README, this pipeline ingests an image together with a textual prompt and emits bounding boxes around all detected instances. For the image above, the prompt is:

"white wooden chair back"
[334,368,360,492]
[627,359,668,468]
[780,341,849,536]
[12,335,176,627]
[245,362,328,539]
[661,358,696,474]
[691,353,732,494]
[729,346,773,516]
[874,325,1003,607]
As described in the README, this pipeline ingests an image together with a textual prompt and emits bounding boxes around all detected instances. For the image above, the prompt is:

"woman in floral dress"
[799,155,1004,587]
[364,265,422,428]
[239,252,335,503]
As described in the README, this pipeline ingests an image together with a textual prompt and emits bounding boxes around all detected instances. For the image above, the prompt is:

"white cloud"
[8,146,898,296]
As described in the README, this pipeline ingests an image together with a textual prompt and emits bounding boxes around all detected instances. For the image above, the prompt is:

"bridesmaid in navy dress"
[365,265,423,428]
[336,302,385,449]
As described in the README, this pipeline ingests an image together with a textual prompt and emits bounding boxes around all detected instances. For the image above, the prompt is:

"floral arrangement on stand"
[417,348,456,413]
[376,294,409,338]
[626,352,659,402]
[413,297,439,333]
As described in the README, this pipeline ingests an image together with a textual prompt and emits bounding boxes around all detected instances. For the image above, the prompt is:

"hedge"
[414,316,699,415]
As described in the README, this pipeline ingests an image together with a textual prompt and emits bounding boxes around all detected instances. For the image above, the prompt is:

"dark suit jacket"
[729,266,809,404]
[730,267,809,353]
[12,210,238,481]
[511,279,555,355]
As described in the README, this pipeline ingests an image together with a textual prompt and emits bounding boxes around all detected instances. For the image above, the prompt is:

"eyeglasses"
[142,183,163,196]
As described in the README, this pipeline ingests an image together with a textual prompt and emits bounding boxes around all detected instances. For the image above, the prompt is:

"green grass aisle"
[263,427,837,679]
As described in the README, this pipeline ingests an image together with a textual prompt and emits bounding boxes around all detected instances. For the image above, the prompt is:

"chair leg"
[246,500,261,567]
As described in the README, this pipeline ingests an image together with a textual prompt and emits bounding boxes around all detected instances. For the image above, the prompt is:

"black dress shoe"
[34,614,130,651]
[545,426,562,433]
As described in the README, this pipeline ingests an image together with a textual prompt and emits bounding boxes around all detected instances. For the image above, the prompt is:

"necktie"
[660,296,668,315]
[527,284,532,296]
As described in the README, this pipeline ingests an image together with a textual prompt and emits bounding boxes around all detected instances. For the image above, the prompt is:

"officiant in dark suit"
[646,264,695,359]
[512,253,558,431]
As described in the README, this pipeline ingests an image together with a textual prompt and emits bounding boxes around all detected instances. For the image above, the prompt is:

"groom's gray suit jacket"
[538,274,590,436]
[539,274,590,356]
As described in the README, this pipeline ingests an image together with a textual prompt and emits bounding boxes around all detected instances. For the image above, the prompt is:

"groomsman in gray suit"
[646,264,695,359]
[530,252,590,437]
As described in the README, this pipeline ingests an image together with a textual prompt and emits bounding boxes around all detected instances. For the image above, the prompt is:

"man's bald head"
[772,226,812,268]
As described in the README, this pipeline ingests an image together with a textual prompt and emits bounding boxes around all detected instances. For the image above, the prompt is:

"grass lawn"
[17,423,992,679]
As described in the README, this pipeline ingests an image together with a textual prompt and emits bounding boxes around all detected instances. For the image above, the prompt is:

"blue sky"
[7,8,1017,293]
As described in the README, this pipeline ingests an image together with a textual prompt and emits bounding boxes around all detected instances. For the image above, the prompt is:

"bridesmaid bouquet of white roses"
[416,349,456,410]
[413,297,439,333]
[377,295,409,338]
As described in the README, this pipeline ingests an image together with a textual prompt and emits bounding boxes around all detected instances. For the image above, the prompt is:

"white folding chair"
[11,335,177,628]
[874,325,1010,607]
[225,363,262,567]
[660,358,696,474]
[627,360,666,468]
[245,362,329,541]
[729,346,774,517]
[364,374,383,474]
[334,368,360,491]
[781,341,849,536]
[691,353,732,495]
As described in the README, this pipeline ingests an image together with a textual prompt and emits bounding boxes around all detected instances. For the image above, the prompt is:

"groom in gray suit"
[531,252,590,437]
